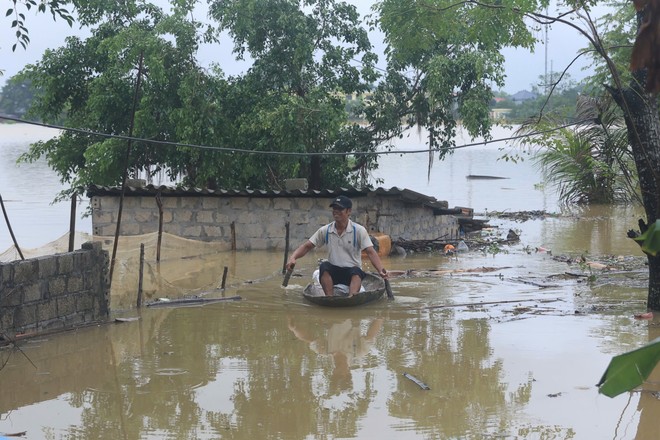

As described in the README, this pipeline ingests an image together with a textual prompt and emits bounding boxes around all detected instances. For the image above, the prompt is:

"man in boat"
[286,195,389,296]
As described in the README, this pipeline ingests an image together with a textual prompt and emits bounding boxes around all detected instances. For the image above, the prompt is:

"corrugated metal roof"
[86,184,450,210]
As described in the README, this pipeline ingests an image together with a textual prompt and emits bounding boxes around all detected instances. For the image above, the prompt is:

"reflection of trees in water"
[287,317,383,439]
[15,301,634,438]
[385,314,534,438]
[634,324,660,439]
[540,205,644,256]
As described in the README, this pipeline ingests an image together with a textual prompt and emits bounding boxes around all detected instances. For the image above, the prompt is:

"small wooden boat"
[302,273,385,307]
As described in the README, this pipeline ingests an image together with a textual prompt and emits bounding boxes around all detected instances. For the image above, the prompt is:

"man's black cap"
[329,195,352,209]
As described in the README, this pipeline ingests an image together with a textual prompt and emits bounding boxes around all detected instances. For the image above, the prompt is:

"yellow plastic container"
[362,232,392,258]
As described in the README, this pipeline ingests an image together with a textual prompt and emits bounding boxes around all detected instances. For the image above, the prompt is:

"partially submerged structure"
[87,184,469,251]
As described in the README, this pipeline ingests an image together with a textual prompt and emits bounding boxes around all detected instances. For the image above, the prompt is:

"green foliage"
[598,337,660,398]
[4,0,74,51]
[20,3,216,190]
[207,0,378,189]
[370,0,546,158]
[0,74,34,117]
[505,74,582,122]
[634,220,660,257]
[18,0,381,192]
[516,94,639,205]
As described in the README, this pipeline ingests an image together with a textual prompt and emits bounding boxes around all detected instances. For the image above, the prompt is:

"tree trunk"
[609,63,660,310]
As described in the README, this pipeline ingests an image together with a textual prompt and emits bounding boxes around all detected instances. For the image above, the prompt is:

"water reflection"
[288,316,383,393]
[635,322,660,439]
[2,124,658,438]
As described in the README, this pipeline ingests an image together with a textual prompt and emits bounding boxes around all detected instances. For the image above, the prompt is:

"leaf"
[597,337,660,398]
[6,9,13,17]
[633,219,660,256]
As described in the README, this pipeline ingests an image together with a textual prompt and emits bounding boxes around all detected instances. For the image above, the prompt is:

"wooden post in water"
[0,193,24,260]
[137,243,145,308]
[221,266,228,292]
[230,221,236,251]
[156,192,163,262]
[68,192,77,252]
[282,221,290,274]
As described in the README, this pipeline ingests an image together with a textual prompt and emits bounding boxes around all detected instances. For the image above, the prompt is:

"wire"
[0,113,590,157]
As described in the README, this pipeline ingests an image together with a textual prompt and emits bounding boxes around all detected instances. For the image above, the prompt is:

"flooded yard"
[1,124,659,438]
[2,215,659,439]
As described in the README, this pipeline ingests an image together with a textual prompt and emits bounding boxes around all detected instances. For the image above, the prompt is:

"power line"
[0,113,589,157]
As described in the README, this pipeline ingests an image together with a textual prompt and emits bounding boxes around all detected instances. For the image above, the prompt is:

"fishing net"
[1,231,283,311]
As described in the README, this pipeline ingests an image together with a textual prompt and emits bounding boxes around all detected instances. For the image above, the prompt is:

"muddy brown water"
[1,125,659,439]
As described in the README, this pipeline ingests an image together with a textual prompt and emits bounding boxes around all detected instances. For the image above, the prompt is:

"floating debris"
[146,296,242,307]
[403,372,430,390]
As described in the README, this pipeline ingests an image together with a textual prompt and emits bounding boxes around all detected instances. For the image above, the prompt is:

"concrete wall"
[0,242,109,338]
[91,194,459,251]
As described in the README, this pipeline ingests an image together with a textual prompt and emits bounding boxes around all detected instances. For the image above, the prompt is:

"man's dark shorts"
[319,261,365,285]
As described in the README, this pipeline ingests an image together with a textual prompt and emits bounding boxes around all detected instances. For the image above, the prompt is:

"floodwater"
[1,123,659,439]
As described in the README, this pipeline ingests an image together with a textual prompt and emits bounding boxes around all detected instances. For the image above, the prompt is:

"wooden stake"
[0,193,24,260]
[68,192,77,252]
[231,221,236,250]
[137,243,145,308]
[221,266,228,291]
[282,221,290,274]
[156,192,163,262]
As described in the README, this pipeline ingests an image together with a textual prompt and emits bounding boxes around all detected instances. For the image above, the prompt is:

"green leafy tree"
[20,1,223,193]
[518,94,638,204]
[368,0,538,172]
[373,0,660,310]
[207,0,379,189]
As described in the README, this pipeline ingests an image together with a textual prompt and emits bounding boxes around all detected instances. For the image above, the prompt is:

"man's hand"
[379,268,389,280]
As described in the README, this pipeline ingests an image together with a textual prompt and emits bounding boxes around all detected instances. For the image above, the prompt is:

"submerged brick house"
[87,184,468,251]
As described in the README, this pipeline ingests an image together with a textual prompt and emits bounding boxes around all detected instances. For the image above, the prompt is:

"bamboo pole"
[137,243,145,308]
[68,192,77,252]
[156,192,163,262]
[282,221,290,274]
[230,221,236,251]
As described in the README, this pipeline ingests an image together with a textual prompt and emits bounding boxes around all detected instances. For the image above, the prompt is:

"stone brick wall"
[91,194,459,251]
[0,242,109,338]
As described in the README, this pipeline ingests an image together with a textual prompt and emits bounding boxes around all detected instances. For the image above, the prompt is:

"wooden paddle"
[384,278,394,300]
[282,263,295,287]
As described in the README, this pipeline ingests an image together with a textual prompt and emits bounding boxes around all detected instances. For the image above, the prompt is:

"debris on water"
[547,392,562,398]
[634,312,654,320]
[114,317,140,323]
[146,296,242,307]
[403,372,430,390]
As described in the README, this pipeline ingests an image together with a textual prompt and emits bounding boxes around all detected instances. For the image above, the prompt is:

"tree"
[0,75,34,118]
[373,0,660,309]
[20,1,225,193]
[19,0,384,191]
[517,94,638,205]
[207,0,379,189]
[366,0,542,179]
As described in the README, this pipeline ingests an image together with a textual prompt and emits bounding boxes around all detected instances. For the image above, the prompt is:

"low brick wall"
[0,242,109,338]
[90,193,460,251]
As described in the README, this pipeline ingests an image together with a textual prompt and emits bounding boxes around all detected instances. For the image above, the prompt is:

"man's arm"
[363,246,389,279]
[286,240,315,270]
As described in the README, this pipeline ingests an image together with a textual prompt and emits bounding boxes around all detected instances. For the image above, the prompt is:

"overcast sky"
[0,2,607,95]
